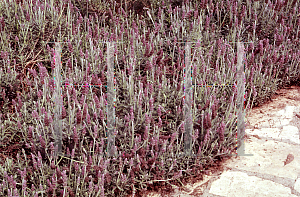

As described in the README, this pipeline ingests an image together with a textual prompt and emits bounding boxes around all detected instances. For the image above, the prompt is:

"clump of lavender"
[0,0,299,196]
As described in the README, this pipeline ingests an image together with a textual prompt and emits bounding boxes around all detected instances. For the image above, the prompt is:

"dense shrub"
[0,0,299,196]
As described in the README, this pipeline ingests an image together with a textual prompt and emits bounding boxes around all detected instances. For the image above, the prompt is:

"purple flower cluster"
[203,128,211,145]
[37,63,48,83]
[144,113,150,125]
[44,111,49,126]
[192,129,199,141]
[76,108,82,125]
[149,97,154,111]
[218,121,225,143]
[39,135,46,149]
[61,105,67,119]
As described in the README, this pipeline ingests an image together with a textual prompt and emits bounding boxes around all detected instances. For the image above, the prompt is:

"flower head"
[39,135,46,149]
[68,40,73,53]
[61,105,66,119]
[193,129,199,141]
[82,103,88,120]
[149,97,154,111]
[205,15,210,30]
[76,109,82,125]
[80,95,85,106]
[204,112,211,129]
[93,95,101,109]
[62,170,68,187]
[26,11,30,21]
[145,113,150,124]
[204,128,211,144]
[157,117,162,128]
[219,122,225,142]
[99,109,104,120]
[94,125,98,138]
[144,126,149,140]
[44,111,49,127]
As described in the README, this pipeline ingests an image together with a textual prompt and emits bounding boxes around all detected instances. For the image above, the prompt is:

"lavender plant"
[0,0,300,196]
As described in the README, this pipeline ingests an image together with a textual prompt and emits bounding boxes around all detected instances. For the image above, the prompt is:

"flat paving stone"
[209,171,298,197]
[223,137,300,180]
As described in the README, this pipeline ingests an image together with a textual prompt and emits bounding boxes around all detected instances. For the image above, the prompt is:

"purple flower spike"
[85,49,89,60]
[94,125,98,138]
[149,97,154,111]
[99,109,104,120]
[39,135,46,149]
[44,111,49,127]
[144,126,149,140]
[204,128,211,144]
[61,105,66,119]
[157,117,162,128]
[205,15,210,30]
[73,126,78,144]
[77,109,82,125]
[94,95,101,109]
[193,129,199,141]
[157,105,162,118]
[219,122,225,142]
[26,11,30,21]
[62,170,67,187]
[68,41,73,53]
[82,103,88,120]
[130,111,134,122]
[145,113,150,125]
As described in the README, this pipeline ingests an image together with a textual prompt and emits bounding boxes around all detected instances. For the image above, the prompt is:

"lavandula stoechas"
[94,125,98,139]
[68,40,73,53]
[192,129,199,142]
[99,109,104,121]
[38,63,48,84]
[61,105,67,119]
[145,113,150,125]
[62,170,68,187]
[149,97,154,112]
[218,121,225,144]
[93,95,101,109]
[39,134,46,149]
[44,111,49,127]
[157,105,162,117]
[203,128,211,145]
[76,108,82,125]
[144,126,149,141]
[205,15,210,31]
[204,112,211,130]
[37,151,43,169]
[31,153,37,170]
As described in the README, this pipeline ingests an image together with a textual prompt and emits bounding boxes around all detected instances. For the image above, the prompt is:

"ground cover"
[0,0,299,196]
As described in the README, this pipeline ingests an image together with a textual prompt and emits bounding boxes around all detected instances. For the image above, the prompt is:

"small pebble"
[283,154,294,166]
